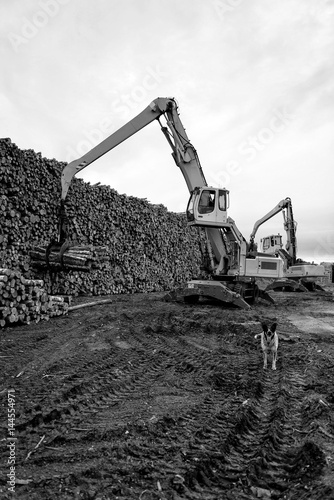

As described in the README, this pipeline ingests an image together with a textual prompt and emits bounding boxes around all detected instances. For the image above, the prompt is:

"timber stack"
[0,138,203,312]
[30,245,110,271]
[0,268,70,327]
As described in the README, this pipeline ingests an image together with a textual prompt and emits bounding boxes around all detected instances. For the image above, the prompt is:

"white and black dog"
[254,322,278,370]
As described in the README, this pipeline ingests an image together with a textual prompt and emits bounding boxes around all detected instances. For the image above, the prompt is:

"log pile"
[0,138,203,305]
[0,268,70,327]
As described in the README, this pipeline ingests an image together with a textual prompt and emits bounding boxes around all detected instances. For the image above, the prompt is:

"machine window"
[198,190,215,214]
[186,193,195,221]
[261,261,277,270]
[262,238,270,251]
[218,192,226,211]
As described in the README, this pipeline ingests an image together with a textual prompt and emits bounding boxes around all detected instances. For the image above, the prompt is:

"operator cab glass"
[198,190,215,214]
[261,234,283,253]
[186,187,229,227]
[275,235,282,246]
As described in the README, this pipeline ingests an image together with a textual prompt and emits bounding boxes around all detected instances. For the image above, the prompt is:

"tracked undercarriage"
[265,277,325,293]
[181,276,275,310]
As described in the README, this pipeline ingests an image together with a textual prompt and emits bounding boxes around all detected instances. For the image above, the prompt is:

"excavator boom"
[61,98,207,200]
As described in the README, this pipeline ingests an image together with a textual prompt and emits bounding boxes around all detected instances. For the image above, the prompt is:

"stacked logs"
[0,268,70,327]
[0,138,203,301]
[30,245,110,272]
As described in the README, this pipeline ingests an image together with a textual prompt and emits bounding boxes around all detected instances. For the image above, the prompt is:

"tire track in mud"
[183,354,327,499]
[7,329,204,436]
[10,313,236,435]
[9,362,254,497]
[2,303,332,499]
[2,316,255,489]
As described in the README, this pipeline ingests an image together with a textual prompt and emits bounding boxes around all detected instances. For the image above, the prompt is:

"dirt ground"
[1,286,334,500]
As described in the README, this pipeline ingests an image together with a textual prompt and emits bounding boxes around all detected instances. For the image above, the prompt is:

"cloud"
[1,0,333,260]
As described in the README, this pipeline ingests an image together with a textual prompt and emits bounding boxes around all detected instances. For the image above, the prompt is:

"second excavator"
[249,197,325,291]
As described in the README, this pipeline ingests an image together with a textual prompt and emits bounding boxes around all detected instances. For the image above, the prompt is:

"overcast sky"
[1,0,333,263]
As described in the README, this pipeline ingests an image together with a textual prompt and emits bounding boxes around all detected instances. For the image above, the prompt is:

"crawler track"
[1,292,334,499]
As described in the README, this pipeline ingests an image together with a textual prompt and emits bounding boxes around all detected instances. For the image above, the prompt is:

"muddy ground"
[1,286,334,500]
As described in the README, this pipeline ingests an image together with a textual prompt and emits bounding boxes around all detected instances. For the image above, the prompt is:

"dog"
[254,322,278,370]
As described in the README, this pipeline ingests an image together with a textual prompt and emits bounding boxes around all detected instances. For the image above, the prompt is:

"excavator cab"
[261,234,283,254]
[186,187,229,227]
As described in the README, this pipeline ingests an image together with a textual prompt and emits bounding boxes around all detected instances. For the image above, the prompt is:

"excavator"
[46,97,284,309]
[249,197,325,291]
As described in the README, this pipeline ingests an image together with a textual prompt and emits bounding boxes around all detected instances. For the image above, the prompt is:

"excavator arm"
[51,98,178,262]
[60,97,207,201]
[282,199,297,262]
[58,98,205,235]
[56,97,230,274]
[249,197,297,262]
[249,198,291,244]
